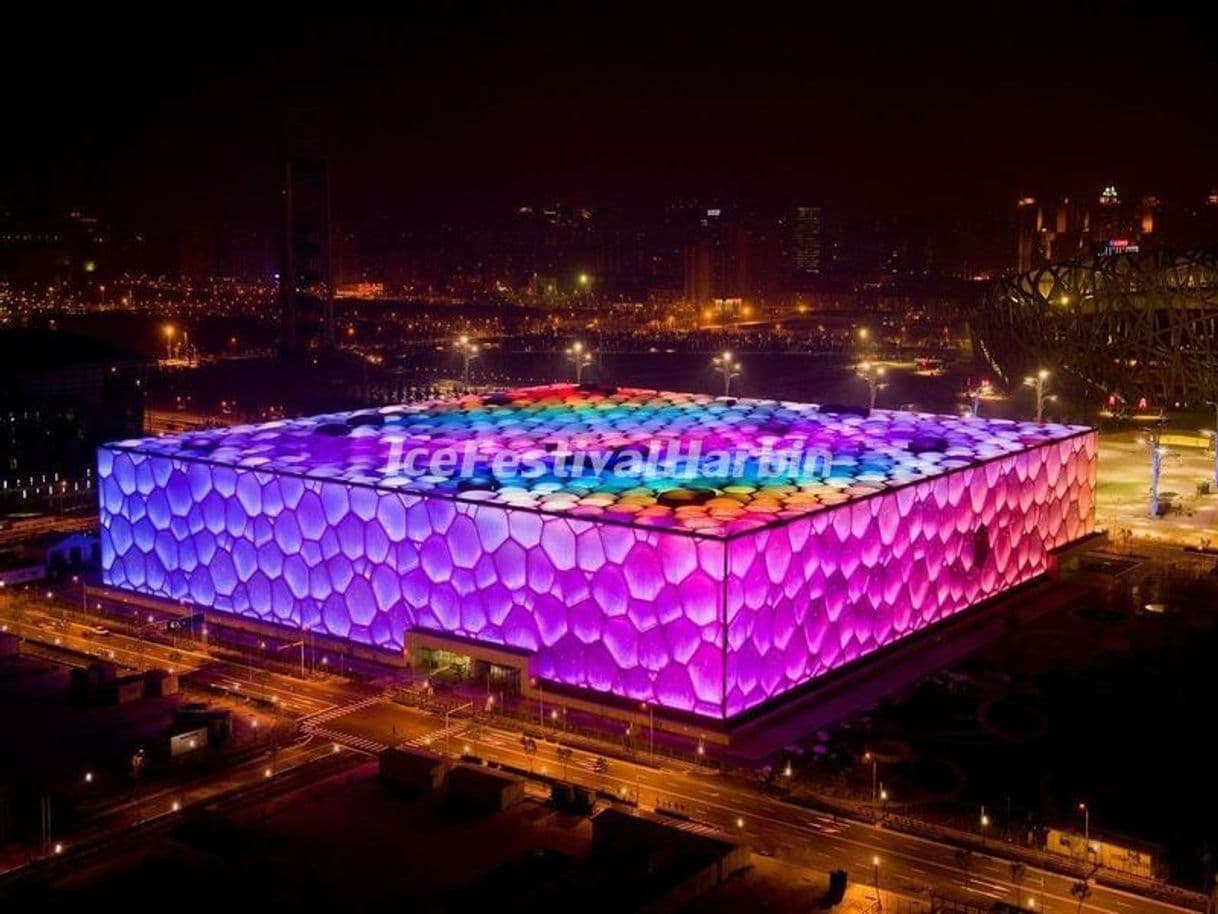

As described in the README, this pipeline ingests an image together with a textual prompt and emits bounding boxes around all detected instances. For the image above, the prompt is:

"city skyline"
[5,5,1218,235]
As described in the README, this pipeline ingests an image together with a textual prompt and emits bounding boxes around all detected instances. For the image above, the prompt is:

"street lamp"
[454,335,479,390]
[1023,369,1054,423]
[163,324,176,361]
[858,362,887,411]
[1143,419,1168,518]
[966,379,994,418]
[1079,802,1090,850]
[863,750,879,804]
[1206,401,1218,487]
[532,676,544,726]
[712,350,741,396]
[872,855,883,911]
[566,341,593,383]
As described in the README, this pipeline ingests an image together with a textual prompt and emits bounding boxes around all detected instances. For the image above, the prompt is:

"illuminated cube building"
[98,385,1096,719]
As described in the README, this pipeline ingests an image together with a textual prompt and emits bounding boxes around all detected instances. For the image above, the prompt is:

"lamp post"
[858,362,887,411]
[980,805,990,845]
[566,341,593,384]
[1144,419,1168,518]
[1079,802,1090,851]
[1023,369,1053,423]
[163,324,176,361]
[863,750,878,805]
[1206,401,1218,487]
[454,335,479,390]
[872,856,883,911]
[967,379,993,418]
[712,350,741,396]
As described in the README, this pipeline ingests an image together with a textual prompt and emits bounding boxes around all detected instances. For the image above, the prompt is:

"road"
[1,593,1200,914]
[0,598,364,877]
[0,733,351,879]
[321,699,1193,914]
[0,515,94,547]
[0,600,362,718]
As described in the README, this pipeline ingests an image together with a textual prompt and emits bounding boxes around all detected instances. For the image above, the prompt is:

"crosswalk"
[309,725,387,754]
[398,722,469,750]
[300,695,389,755]
[299,695,383,727]
[671,818,735,841]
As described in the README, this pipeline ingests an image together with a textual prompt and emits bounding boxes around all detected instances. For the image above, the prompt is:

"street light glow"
[858,362,888,410]
[712,350,741,396]
[566,341,594,383]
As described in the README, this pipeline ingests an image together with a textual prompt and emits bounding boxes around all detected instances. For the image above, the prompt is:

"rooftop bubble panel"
[107,384,1090,538]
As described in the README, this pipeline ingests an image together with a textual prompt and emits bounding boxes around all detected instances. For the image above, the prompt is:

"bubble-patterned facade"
[98,385,1097,719]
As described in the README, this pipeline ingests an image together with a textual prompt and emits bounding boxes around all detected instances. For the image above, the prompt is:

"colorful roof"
[109,384,1090,538]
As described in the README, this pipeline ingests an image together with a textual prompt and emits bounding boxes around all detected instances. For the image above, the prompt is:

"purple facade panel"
[98,448,727,717]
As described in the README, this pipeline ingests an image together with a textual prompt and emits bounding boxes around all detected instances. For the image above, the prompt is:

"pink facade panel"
[723,432,1096,715]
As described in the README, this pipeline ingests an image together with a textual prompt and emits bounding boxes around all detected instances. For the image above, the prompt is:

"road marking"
[309,726,385,754]
[399,722,469,750]
[300,695,381,726]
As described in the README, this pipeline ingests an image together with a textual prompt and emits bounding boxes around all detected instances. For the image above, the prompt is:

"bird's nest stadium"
[974,248,1218,405]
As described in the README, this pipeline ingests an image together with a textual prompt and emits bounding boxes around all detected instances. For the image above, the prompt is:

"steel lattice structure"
[974,248,1218,403]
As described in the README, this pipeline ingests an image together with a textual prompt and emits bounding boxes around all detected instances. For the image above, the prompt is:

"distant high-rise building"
[280,111,334,353]
[1014,197,1043,273]
[791,205,823,276]
[722,224,753,300]
[682,243,713,308]
[1012,185,1168,271]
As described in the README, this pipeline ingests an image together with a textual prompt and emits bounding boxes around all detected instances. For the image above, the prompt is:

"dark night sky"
[5,2,1218,233]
